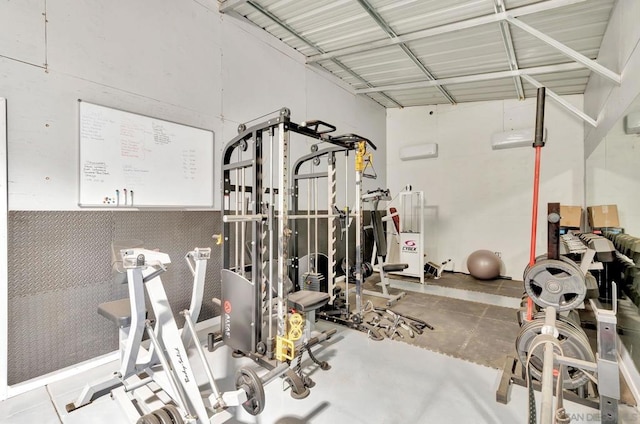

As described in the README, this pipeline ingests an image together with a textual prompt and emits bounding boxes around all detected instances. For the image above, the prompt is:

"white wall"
[583,0,640,157]
[386,95,585,278]
[586,109,640,235]
[0,0,386,211]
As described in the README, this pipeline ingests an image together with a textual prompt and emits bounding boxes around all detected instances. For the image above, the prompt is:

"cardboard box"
[587,205,620,228]
[560,205,582,228]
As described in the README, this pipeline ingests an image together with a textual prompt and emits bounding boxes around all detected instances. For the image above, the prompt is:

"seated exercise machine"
[67,245,267,423]
[219,109,376,397]
[362,188,407,306]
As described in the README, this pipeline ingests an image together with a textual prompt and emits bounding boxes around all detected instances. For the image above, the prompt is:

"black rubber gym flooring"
[353,271,637,406]
[357,272,522,370]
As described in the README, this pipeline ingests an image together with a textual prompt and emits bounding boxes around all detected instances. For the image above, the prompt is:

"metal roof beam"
[521,75,597,127]
[355,62,583,94]
[307,0,587,63]
[246,1,404,108]
[219,0,250,14]
[494,0,524,100]
[356,0,456,105]
[506,17,621,85]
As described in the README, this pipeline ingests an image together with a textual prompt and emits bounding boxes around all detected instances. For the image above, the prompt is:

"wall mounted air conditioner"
[491,128,547,150]
[399,143,438,160]
[624,112,640,134]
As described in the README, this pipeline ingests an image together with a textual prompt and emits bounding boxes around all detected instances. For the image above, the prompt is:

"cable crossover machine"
[219,107,377,400]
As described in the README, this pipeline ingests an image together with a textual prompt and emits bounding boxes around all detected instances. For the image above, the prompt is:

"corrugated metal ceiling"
[221,0,616,109]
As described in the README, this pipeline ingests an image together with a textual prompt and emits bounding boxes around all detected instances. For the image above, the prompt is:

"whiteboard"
[78,101,214,207]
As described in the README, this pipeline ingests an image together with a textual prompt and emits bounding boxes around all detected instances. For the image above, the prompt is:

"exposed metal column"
[356,0,456,105]
[506,16,621,85]
[521,75,597,127]
[307,0,587,63]
[494,0,525,100]
[246,1,404,108]
[356,62,583,94]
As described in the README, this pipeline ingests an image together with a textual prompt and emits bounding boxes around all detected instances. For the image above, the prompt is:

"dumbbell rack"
[496,203,620,423]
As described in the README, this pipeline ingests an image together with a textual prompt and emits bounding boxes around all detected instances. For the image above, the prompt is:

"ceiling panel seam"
[521,74,596,127]
[495,0,524,100]
[506,16,621,85]
[219,0,250,14]
[355,0,457,105]
[306,0,588,63]
[244,0,404,107]
[356,62,584,94]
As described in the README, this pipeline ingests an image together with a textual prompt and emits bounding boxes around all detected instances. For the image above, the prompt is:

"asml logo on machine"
[402,239,417,253]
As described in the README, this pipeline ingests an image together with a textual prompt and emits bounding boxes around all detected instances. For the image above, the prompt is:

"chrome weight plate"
[516,317,595,389]
[524,259,586,312]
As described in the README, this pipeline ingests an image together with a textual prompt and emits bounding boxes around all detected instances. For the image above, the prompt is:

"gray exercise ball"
[467,250,501,280]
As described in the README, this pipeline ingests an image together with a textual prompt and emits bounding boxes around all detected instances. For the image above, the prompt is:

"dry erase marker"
[124,189,128,206]
[116,190,120,206]
[130,191,134,206]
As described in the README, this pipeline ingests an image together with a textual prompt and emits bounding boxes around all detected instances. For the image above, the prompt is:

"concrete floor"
[1,274,639,423]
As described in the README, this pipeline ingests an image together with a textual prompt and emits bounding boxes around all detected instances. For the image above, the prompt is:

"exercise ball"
[467,250,501,280]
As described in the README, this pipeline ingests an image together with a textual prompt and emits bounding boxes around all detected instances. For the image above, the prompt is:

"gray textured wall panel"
[8,211,222,384]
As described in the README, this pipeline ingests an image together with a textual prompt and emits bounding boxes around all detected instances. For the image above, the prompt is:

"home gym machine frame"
[220,108,375,395]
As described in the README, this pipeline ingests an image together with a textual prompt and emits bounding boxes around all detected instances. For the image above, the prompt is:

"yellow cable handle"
[355,140,367,172]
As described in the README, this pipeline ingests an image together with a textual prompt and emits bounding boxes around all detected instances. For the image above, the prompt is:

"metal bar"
[314,177,319,263]
[181,312,223,403]
[307,177,311,270]
[234,167,240,273]
[540,308,557,424]
[268,128,274,352]
[252,130,264,353]
[240,167,246,277]
[506,17,620,85]
[521,75,598,127]
[356,0,456,104]
[223,159,254,171]
[356,62,583,94]
[554,356,597,372]
[494,0,525,100]
[223,214,266,223]
[548,203,560,260]
[294,172,329,180]
[276,122,289,339]
[307,0,587,63]
[260,363,290,386]
[344,152,350,313]
[218,0,249,14]
[144,321,193,418]
[354,145,363,315]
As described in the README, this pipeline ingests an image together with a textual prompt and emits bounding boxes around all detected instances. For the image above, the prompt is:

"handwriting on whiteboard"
[82,161,110,183]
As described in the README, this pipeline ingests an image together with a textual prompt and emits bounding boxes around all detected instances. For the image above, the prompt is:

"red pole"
[527,145,542,320]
